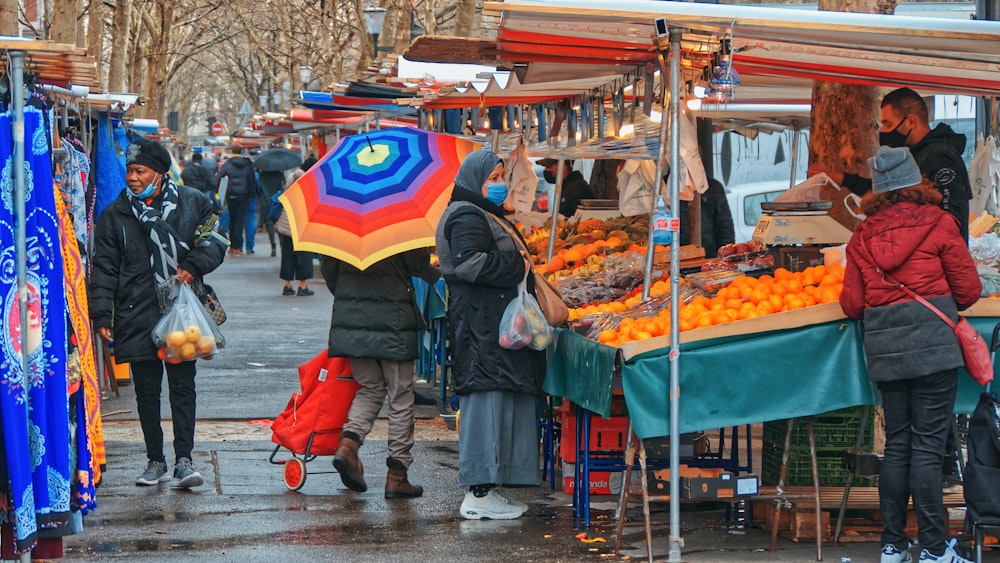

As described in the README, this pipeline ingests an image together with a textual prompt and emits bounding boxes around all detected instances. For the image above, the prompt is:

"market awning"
[404,71,623,109]
[477,0,1000,96]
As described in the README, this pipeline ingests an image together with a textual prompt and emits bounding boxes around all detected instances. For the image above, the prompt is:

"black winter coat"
[320,250,440,362]
[215,156,257,199]
[435,189,547,396]
[180,162,216,194]
[89,186,227,363]
[679,178,736,257]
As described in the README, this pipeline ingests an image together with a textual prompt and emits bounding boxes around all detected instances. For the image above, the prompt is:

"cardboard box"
[561,461,625,495]
[680,473,760,499]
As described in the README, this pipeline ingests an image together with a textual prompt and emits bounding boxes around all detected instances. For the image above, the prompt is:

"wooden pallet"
[753,486,968,542]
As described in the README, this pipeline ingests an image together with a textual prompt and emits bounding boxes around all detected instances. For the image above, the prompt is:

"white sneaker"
[917,539,972,563]
[493,488,528,513]
[881,543,913,563]
[460,489,526,520]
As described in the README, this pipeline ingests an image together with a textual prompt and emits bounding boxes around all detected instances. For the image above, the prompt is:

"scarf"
[125,176,190,311]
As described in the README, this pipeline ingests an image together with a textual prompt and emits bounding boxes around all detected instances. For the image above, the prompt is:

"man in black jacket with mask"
[538,158,596,217]
[811,87,971,240]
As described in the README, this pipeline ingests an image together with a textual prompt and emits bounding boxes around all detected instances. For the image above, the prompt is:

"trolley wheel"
[283,457,307,491]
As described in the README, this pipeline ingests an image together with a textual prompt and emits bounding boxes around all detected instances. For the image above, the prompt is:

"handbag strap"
[857,235,958,330]
[488,214,534,284]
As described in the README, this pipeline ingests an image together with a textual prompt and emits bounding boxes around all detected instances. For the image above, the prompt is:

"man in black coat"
[90,138,227,490]
[214,144,257,255]
[538,158,596,217]
[679,178,736,257]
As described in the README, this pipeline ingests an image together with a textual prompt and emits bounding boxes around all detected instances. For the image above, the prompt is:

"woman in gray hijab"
[435,151,546,520]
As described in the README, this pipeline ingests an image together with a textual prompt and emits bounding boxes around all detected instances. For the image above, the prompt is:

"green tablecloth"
[545,317,997,439]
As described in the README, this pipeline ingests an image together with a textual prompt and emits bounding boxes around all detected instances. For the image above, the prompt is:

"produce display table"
[544,309,998,527]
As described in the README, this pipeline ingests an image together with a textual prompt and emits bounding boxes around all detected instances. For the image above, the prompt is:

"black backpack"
[964,392,1000,525]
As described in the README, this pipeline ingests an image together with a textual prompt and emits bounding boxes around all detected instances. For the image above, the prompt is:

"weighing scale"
[752,201,853,272]
[752,201,852,246]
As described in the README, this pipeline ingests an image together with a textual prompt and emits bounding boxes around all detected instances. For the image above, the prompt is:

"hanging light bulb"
[709,38,742,93]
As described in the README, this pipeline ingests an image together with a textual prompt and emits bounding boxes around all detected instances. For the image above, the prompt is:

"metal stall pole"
[545,159,566,263]
[10,48,34,563]
[642,60,670,300]
[788,128,801,189]
[666,27,685,563]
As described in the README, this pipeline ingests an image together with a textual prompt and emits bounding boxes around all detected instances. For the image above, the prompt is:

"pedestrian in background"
[180,152,217,209]
[323,249,440,499]
[90,138,226,489]
[435,150,545,520]
[274,165,314,296]
[679,177,736,257]
[214,144,257,256]
[257,169,285,257]
[839,146,979,563]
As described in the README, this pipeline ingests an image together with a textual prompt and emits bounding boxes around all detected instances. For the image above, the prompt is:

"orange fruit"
[678,306,696,321]
[724,308,739,321]
[679,318,696,332]
[774,267,793,281]
[641,320,661,337]
[785,295,806,310]
[696,313,714,328]
[802,293,817,307]
[827,262,845,278]
[757,274,774,284]
[634,330,654,341]
[167,331,186,348]
[786,279,803,294]
[813,264,827,279]
[725,298,744,310]
[179,342,197,360]
[819,288,840,304]
[771,283,787,297]
[757,300,776,315]
[750,289,769,305]
[598,329,619,344]
[768,294,784,310]
[820,274,839,287]
[563,248,583,264]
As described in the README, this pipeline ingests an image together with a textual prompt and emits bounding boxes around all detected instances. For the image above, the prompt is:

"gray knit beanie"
[869,146,922,194]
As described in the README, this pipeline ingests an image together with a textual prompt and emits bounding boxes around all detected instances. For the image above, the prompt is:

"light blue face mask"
[485,182,508,205]
[129,174,160,199]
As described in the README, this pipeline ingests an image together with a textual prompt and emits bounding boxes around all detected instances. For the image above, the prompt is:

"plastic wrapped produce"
[969,232,1000,267]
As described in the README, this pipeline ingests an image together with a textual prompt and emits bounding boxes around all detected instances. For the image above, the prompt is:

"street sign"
[211,122,224,136]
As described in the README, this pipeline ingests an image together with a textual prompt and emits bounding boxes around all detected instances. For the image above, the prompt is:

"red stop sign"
[211,122,224,136]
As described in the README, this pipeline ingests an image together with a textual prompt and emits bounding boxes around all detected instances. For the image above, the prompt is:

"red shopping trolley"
[268,349,360,490]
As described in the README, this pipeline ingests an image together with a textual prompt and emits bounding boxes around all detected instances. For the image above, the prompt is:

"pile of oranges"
[586,264,846,347]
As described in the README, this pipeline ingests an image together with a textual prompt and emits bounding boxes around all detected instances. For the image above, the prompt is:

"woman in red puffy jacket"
[840,146,980,563]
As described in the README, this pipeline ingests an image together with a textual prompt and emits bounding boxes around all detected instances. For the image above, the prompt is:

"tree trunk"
[50,0,77,44]
[390,0,412,54]
[143,0,174,121]
[453,0,476,37]
[85,0,105,88]
[75,0,85,47]
[0,0,17,36]
[808,0,897,177]
[352,0,370,77]
[108,0,132,93]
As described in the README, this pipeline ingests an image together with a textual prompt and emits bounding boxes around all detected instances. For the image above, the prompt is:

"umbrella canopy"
[254,148,303,172]
[279,126,481,269]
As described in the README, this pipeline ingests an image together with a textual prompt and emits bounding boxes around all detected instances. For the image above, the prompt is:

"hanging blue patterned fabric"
[0,103,71,553]
[92,114,127,221]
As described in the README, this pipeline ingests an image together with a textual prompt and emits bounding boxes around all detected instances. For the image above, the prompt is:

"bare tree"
[0,0,16,36]
[808,0,897,182]
[108,0,133,93]
[50,0,78,44]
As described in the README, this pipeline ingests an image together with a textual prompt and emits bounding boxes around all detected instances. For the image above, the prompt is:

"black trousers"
[278,234,313,281]
[227,196,248,251]
[131,359,197,463]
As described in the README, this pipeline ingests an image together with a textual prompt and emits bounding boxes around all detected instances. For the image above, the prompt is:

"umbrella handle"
[366,137,374,152]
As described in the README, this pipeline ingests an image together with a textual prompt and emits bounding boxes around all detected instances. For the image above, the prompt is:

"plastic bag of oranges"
[151,281,225,363]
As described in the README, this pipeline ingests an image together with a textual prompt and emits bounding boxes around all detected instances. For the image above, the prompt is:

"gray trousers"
[344,358,416,468]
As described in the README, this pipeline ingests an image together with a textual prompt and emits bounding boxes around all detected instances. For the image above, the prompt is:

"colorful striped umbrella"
[280,127,480,270]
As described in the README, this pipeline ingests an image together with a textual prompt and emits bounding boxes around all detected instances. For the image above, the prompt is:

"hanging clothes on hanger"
[0,96,72,554]
[54,192,102,511]
[54,132,92,250]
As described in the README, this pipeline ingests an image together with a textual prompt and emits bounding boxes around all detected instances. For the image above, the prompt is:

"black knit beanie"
[125,138,171,174]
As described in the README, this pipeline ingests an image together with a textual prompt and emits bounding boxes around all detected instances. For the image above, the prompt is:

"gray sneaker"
[135,460,169,486]
[173,457,204,488]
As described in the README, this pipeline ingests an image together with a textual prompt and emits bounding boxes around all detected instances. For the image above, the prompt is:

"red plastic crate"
[559,410,629,463]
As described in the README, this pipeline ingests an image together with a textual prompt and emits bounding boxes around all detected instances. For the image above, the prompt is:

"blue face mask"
[129,174,160,199]
[485,182,508,205]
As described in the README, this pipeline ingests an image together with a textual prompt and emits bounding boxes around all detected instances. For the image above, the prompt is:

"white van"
[725,180,793,243]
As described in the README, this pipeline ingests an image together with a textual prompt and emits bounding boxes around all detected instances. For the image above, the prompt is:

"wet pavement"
[63,232,999,562]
